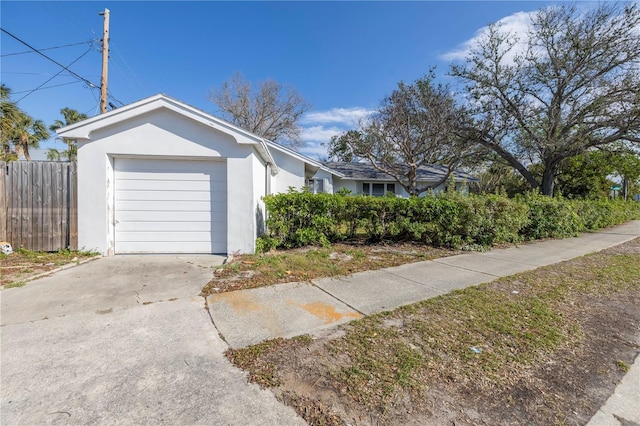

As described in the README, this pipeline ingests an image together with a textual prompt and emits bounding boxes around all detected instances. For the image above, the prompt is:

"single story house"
[318,161,477,197]
[57,94,475,256]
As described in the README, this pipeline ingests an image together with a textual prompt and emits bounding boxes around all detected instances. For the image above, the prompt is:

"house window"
[362,182,396,196]
[306,178,324,194]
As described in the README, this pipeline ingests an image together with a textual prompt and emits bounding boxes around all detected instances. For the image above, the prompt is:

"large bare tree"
[209,72,310,149]
[451,3,640,196]
[327,73,479,196]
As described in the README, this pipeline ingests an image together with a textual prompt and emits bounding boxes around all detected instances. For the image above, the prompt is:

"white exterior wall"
[332,178,357,195]
[76,109,259,255]
[252,154,267,239]
[332,178,466,197]
[310,169,334,194]
[226,154,263,254]
[269,149,306,194]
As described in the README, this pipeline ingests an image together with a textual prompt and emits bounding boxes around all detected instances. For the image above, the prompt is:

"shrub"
[517,192,583,240]
[260,190,638,250]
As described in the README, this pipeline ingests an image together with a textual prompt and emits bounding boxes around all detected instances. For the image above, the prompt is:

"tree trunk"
[541,164,557,196]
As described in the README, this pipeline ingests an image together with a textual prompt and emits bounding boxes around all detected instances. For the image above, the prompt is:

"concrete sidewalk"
[207,220,640,348]
[207,220,640,426]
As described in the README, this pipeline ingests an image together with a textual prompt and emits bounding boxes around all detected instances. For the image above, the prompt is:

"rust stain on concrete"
[289,301,362,324]
[212,292,262,314]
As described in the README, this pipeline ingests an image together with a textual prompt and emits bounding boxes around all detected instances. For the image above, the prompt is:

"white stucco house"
[57,94,475,256]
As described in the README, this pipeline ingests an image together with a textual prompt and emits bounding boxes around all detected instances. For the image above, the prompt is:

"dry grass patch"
[0,248,99,287]
[201,242,459,295]
[226,238,640,425]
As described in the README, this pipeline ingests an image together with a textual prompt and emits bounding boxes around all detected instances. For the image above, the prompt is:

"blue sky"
[1,1,562,159]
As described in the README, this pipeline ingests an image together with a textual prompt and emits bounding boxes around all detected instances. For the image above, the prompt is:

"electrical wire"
[0,27,99,89]
[107,92,125,106]
[12,80,81,95]
[0,40,98,57]
[110,41,146,93]
[15,47,93,103]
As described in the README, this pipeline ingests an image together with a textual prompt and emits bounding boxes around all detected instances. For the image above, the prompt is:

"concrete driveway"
[0,255,304,425]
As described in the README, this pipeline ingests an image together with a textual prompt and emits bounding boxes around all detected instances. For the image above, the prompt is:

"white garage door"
[114,158,227,253]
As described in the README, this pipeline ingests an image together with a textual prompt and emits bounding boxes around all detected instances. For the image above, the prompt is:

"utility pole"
[99,8,110,114]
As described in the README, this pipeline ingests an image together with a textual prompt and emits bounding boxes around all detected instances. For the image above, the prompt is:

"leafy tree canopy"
[451,3,640,196]
[327,72,482,196]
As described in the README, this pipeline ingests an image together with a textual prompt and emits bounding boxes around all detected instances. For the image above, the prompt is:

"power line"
[0,27,99,89]
[16,48,93,103]
[107,92,125,106]
[12,80,81,95]
[0,40,98,57]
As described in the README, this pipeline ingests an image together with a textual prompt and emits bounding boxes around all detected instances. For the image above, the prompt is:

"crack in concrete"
[201,296,228,344]
[380,269,448,293]
[431,259,503,277]
[310,281,366,317]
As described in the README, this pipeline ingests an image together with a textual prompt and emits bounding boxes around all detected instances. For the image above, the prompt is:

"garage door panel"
[117,209,225,223]
[116,200,214,212]
[115,170,226,182]
[118,167,227,182]
[115,179,216,192]
[115,158,227,254]
[116,221,212,232]
[117,241,218,253]
[117,158,224,172]
[116,190,219,202]
[116,230,226,243]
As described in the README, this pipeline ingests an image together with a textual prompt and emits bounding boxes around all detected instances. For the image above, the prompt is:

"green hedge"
[258,191,640,251]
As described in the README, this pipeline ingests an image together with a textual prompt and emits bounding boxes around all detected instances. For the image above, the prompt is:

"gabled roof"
[56,94,280,174]
[265,141,345,178]
[322,161,478,182]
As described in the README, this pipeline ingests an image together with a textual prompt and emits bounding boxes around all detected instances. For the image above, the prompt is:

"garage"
[56,94,302,255]
[114,158,227,253]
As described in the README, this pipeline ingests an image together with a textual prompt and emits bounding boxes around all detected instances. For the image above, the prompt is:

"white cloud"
[300,140,331,160]
[300,125,344,142]
[301,107,374,127]
[441,11,535,62]
[298,106,374,159]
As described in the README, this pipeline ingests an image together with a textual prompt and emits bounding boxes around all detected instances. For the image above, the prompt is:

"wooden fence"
[1,161,78,251]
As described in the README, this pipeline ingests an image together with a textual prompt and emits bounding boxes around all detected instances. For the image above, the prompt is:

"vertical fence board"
[0,162,6,242]
[29,162,38,250]
[50,164,62,250]
[60,162,69,250]
[1,161,77,251]
[42,162,52,251]
[18,163,27,248]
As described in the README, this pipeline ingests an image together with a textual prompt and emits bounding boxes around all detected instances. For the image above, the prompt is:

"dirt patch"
[227,237,640,425]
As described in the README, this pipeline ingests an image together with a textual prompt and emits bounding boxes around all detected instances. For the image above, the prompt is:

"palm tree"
[12,112,50,161]
[1,84,20,160]
[48,107,88,161]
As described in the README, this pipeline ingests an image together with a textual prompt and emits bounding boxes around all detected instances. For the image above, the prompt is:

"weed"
[5,281,26,288]
[616,360,630,372]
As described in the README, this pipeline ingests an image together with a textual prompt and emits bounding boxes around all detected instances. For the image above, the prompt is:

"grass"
[201,242,459,295]
[616,360,630,373]
[226,336,313,387]
[226,243,640,421]
[0,248,100,287]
